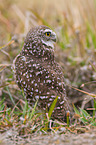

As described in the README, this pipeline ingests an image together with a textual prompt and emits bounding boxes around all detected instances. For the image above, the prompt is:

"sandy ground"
[1,128,96,145]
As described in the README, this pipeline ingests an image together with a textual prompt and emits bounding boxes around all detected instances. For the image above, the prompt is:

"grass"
[0,93,69,135]
[0,86,96,136]
[73,101,96,126]
[0,0,96,138]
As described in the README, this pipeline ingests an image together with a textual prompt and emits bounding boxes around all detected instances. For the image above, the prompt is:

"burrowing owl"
[13,25,70,122]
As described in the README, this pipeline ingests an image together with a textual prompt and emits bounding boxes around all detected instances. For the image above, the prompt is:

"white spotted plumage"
[13,25,70,122]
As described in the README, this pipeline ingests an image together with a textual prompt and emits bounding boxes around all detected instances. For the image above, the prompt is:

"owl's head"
[24,25,56,50]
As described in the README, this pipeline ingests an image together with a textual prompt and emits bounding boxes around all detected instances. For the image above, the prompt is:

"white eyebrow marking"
[44,29,53,33]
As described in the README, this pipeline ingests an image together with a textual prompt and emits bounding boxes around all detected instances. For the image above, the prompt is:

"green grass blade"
[80,108,91,118]
[48,96,58,119]
[6,86,15,105]
[66,111,70,127]
[0,98,5,111]
[91,122,96,126]
[93,99,96,117]
[29,99,38,121]
[80,118,89,124]
[73,104,81,116]
[23,100,28,117]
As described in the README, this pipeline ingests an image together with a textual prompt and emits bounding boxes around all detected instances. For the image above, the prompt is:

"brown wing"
[13,54,70,121]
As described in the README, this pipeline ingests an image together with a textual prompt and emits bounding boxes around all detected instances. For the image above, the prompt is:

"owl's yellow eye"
[45,32,51,37]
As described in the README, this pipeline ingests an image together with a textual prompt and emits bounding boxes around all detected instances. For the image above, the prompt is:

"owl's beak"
[52,33,56,42]
[52,37,56,42]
